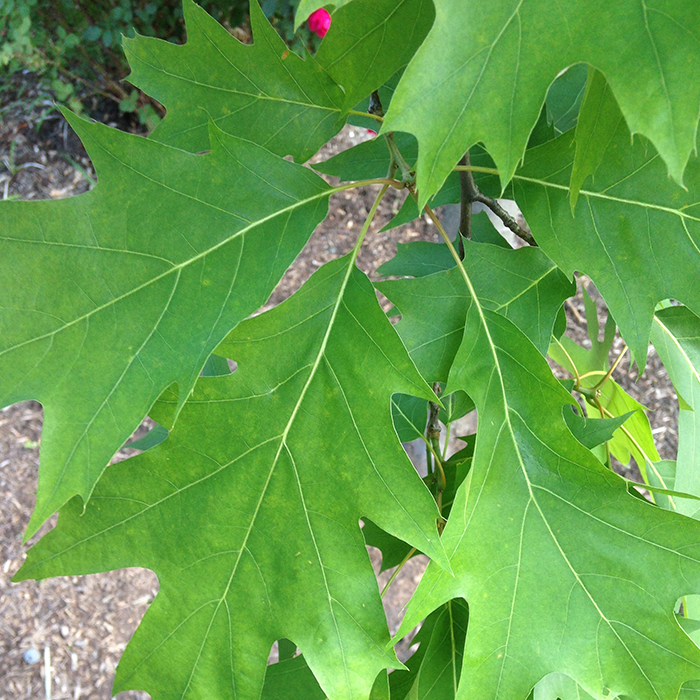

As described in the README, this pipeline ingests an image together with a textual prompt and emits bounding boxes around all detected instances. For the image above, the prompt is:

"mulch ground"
[0,96,679,699]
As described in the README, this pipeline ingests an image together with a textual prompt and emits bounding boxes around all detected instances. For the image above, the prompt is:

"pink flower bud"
[308,8,331,38]
[367,129,377,137]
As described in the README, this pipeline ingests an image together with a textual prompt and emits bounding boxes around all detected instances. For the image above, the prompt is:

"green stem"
[592,345,628,391]
[381,547,417,597]
[349,184,389,260]
[348,109,383,122]
[330,178,404,192]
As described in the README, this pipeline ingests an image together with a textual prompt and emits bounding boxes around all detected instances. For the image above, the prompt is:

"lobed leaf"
[398,290,700,700]
[124,0,347,160]
[378,239,574,381]
[0,113,332,536]
[316,0,434,109]
[16,255,448,700]
[384,0,700,206]
[509,115,700,365]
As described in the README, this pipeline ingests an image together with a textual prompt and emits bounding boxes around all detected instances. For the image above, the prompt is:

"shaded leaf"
[0,113,331,536]
[262,655,325,700]
[315,131,417,182]
[125,0,346,160]
[438,390,474,426]
[392,600,469,700]
[392,393,428,443]
[546,63,588,135]
[365,438,475,572]
[16,256,447,700]
[377,215,505,279]
[126,424,169,452]
[384,0,700,205]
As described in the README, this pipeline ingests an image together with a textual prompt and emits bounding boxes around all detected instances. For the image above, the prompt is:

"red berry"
[308,8,331,38]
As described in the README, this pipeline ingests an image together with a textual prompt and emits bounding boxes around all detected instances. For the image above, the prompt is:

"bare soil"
[0,103,679,699]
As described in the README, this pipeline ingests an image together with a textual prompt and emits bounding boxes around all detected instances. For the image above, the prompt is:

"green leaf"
[378,240,574,381]
[15,256,448,700]
[438,390,474,426]
[509,117,700,364]
[315,140,500,232]
[563,408,632,451]
[124,0,347,160]
[262,655,326,700]
[201,352,232,377]
[545,63,588,135]
[365,438,475,572]
[397,284,700,700]
[316,0,434,109]
[392,393,428,443]
[651,306,700,517]
[391,600,469,700]
[569,68,624,208]
[646,459,679,513]
[126,424,169,452]
[0,112,333,536]
[384,0,700,206]
[377,214,505,278]
[533,673,595,700]
[315,131,417,182]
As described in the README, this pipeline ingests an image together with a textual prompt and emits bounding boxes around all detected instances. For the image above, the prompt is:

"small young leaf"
[563,408,632,450]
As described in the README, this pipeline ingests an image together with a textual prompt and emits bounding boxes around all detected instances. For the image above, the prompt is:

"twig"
[472,192,537,246]
[451,164,536,246]
[458,152,479,257]
[427,383,447,526]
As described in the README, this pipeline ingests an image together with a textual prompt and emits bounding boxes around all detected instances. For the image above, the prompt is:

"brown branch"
[472,192,537,246]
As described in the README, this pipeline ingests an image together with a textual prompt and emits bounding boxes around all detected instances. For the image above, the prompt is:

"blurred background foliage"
[0,0,321,129]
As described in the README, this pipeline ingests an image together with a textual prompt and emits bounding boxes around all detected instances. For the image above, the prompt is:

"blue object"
[23,648,40,664]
